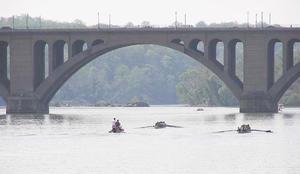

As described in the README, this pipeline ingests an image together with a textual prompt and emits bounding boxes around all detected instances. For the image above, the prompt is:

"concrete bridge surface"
[0,27,299,114]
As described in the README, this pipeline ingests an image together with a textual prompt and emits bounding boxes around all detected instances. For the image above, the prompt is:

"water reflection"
[48,114,65,124]
[0,114,66,125]
[0,114,7,125]
[283,113,294,119]
[203,115,217,122]
[0,113,106,128]
[0,109,299,127]
[242,113,275,121]
[224,113,237,121]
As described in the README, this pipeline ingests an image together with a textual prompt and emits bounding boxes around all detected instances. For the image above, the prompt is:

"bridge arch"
[189,39,204,55]
[228,39,244,83]
[35,40,243,106]
[267,38,284,89]
[0,41,10,100]
[171,39,184,46]
[53,40,68,71]
[287,39,300,69]
[268,37,300,103]
[72,40,87,56]
[92,39,104,46]
[209,39,224,69]
[34,40,48,89]
[0,41,9,80]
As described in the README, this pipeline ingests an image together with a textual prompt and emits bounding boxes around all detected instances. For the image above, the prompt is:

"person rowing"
[109,118,124,133]
[111,117,117,132]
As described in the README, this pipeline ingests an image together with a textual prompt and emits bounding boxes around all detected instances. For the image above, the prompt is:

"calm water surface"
[0,107,300,174]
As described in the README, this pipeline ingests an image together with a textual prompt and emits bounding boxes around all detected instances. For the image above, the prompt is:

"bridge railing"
[1,23,300,32]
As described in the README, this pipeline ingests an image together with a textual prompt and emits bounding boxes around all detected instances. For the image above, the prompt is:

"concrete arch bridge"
[0,27,299,114]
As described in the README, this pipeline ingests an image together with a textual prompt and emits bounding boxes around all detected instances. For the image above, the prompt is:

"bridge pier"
[240,92,278,113]
[6,96,49,114]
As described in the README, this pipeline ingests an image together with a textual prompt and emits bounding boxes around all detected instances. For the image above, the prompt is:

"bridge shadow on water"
[222,112,296,124]
[242,113,275,121]
[0,114,70,125]
[224,113,237,121]
[203,113,277,123]
[0,110,297,126]
[211,112,296,123]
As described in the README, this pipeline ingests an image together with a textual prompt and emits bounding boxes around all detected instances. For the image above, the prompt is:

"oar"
[135,125,154,129]
[213,129,273,133]
[251,129,273,133]
[166,124,183,128]
[213,130,236,133]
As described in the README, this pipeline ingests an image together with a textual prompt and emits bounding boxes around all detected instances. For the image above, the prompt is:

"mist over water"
[0,107,300,174]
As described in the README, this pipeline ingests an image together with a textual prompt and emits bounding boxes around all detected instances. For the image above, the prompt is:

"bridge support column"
[240,92,278,113]
[6,96,49,114]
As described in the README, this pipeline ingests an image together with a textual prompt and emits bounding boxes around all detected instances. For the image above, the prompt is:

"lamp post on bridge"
[26,14,29,29]
[247,12,249,28]
[109,14,111,29]
[175,11,178,29]
[39,16,42,29]
[255,13,258,28]
[12,15,15,29]
[97,12,100,29]
[184,13,186,28]
[261,12,264,29]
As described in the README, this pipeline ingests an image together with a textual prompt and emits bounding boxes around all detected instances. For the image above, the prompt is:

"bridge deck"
[1,27,300,34]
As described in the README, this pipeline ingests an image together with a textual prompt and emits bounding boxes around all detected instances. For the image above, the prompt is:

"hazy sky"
[1,0,299,26]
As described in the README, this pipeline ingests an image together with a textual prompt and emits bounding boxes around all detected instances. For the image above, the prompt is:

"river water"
[0,106,300,174]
